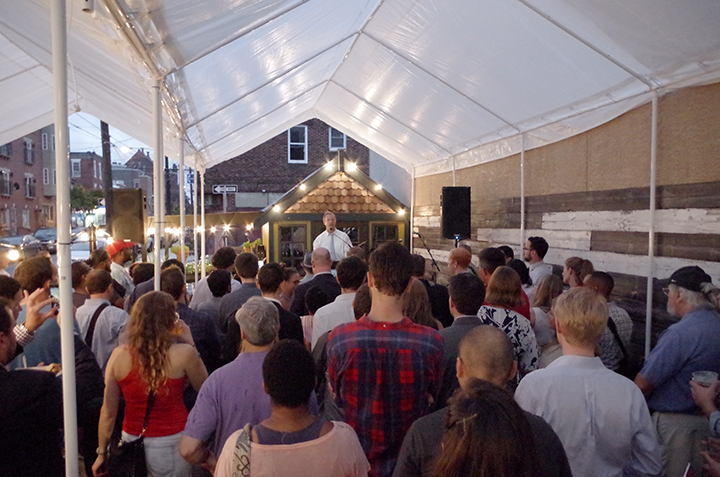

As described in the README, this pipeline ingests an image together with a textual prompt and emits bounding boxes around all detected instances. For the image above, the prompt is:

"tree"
[70,185,104,213]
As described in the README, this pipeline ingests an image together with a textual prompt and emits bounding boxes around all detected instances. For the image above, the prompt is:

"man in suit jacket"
[290,248,341,316]
[0,303,64,477]
[258,262,304,344]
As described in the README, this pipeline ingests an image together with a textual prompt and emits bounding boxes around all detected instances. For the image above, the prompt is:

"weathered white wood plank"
[543,209,720,234]
[475,228,592,251]
[414,216,441,228]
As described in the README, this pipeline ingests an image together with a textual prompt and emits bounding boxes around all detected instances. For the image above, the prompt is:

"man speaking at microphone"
[313,211,351,263]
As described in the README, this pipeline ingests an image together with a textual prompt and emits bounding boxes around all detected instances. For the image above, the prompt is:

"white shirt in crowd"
[110,261,135,297]
[311,293,356,350]
[515,355,662,477]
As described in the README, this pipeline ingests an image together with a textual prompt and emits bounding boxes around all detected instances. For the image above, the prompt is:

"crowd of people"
[1,230,719,477]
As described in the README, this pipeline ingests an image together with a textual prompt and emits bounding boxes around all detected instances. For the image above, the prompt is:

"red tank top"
[119,367,188,437]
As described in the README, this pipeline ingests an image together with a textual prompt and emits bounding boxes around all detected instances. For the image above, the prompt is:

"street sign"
[212,184,238,194]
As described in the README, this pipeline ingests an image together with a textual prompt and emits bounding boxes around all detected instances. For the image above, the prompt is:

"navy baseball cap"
[668,266,712,293]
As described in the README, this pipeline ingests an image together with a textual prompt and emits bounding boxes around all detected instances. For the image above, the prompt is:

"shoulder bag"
[107,391,155,477]
[232,423,253,477]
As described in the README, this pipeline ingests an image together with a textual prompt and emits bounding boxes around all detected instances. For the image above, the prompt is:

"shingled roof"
[286,172,394,214]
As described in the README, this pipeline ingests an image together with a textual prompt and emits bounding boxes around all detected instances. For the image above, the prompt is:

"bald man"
[393,325,572,477]
[290,248,341,316]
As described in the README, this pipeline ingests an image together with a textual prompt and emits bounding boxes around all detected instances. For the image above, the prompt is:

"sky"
[68,112,153,165]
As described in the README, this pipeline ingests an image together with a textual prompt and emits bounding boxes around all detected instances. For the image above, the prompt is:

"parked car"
[0,235,44,261]
[34,228,58,254]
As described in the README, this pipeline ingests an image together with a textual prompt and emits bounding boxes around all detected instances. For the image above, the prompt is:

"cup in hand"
[691,370,719,387]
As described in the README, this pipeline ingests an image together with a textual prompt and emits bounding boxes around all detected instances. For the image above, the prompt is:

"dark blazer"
[272,301,304,345]
[290,273,341,316]
[177,303,222,373]
[0,367,64,477]
[435,315,483,409]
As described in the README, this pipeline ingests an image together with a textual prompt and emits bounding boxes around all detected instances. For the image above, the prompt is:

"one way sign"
[212,184,238,194]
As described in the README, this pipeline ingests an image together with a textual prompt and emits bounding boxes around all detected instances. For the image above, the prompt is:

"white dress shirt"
[528,260,553,287]
[313,229,351,261]
[76,298,129,373]
[311,292,356,350]
[515,355,662,477]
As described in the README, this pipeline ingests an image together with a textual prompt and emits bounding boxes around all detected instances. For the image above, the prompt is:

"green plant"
[242,240,252,248]
[251,238,264,248]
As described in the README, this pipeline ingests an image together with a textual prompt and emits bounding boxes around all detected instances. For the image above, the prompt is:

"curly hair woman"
[93,291,207,477]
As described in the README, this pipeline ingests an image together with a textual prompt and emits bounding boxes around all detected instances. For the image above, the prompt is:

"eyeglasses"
[523,247,532,251]
[662,287,670,296]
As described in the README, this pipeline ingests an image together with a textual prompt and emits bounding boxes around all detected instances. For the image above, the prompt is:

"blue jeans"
[122,431,191,477]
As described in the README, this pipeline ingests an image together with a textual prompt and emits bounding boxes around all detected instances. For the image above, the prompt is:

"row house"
[0,128,54,235]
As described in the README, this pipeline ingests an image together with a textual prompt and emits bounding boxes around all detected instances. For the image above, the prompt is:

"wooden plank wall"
[411,82,720,360]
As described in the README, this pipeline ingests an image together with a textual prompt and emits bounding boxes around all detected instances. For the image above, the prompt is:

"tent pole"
[179,137,186,264]
[645,92,659,358]
[410,166,415,251]
[51,2,78,475]
[193,166,198,283]
[153,78,163,290]
[452,156,456,186]
[520,134,526,249]
[201,172,207,280]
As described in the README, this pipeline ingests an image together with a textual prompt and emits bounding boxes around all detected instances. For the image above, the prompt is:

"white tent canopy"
[2,0,720,174]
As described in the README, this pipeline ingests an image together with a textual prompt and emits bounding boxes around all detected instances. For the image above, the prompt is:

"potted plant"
[242,240,252,253]
[252,238,266,260]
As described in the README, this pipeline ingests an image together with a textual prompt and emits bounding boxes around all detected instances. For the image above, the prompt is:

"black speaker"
[441,186,471,240]
[109,189,145,243]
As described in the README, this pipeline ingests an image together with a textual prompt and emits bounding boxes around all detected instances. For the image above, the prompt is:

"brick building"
[204,119,371,212]
[124,149,180,215]
[70,151,105,191]
[0,129,52,235]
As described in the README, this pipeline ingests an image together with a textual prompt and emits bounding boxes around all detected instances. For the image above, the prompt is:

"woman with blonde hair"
[563,257,594,288]
[478,266,538,379]
[530,275,564,367]
[92,291,207,477]
[403,279,441,329]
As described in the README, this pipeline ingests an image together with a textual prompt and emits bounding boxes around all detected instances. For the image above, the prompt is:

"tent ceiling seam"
[103,0,201,166]
[515,0,656,90]
[182,33,359,130]
[361,31,522,133]
[327,79,452,156]
[192,81,329,153]
[164,0,311,76]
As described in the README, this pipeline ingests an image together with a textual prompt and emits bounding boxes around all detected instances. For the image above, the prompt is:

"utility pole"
[101,121,113,235]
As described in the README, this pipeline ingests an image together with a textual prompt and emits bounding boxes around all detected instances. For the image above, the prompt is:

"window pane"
[290,127,305,143]
[289,145,305,162]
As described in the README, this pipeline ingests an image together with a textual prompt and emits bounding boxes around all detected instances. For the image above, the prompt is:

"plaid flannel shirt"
[327,315,444,477]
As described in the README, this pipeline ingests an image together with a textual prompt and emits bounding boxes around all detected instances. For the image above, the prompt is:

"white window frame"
[71,158,81,177]
[53,168,56,184]
[97,162,102,179]
[24,173,35,198]
[328,127,346,151]
[0,169,11,196]
[93,160,97,178]
[43,168,50,185]
[52,135,55,150]
[42,133,48,150]
[288,126,308,164]
[24,139,33,164]
[21,209,30,229]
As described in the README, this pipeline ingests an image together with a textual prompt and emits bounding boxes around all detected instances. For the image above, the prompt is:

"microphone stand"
[414,232,441,280]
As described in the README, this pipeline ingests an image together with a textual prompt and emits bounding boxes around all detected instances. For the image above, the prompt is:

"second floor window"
[329,127,346,151]
[0,143,11,158]
[72,159,81,177]
[43,168,50,185]
[1,170,11,196]
[24,139,33,164]
[25,174,35,198]
[42,133,48,150]
[288,126,308,163]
